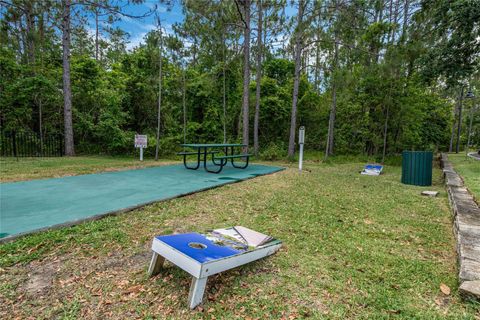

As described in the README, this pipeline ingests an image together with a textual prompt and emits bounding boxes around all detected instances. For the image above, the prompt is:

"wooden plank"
[147,252,165,277]
[151,238,202,278]
[199,242,282,278]
[187,277,208,309]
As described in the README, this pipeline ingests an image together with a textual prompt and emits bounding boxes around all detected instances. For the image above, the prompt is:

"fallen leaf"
[387,310,400,314]
[124,285,142,294]
[440,283,450,295]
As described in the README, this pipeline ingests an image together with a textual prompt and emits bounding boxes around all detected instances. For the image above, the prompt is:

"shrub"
[259,142,286,161]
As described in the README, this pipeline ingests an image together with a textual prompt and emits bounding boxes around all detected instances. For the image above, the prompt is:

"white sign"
[298,126,305,144]
[135,135,147,148]
[135,134,147,161]
[298,127,305,171]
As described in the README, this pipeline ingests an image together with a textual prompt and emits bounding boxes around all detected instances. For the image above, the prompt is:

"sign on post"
[135,134,147,161]
[298,126,305,171]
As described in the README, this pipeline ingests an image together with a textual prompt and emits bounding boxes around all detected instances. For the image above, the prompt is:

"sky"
[92,1,185,50]
[90,0,296,51]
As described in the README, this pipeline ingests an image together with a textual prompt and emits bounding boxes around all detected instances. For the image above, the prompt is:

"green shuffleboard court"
[0,163,284,240]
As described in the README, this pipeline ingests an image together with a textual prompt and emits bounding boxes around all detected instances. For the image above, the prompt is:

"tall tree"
[325,0,339,158]
[455,85,464,153]
[253,0,263,155]
[287,0,306,158]
[155,21,163,161]
[61,0,75,156]
[235,0,251,149]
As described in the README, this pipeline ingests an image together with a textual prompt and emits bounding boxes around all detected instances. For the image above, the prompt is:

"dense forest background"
[0,0,479,160]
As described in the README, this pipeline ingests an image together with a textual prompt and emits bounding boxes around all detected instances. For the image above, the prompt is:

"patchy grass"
[448,153,480,201]
[0,156,173,182]
[0,157,479,319]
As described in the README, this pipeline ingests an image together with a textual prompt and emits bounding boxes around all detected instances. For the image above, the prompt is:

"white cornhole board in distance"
[361,164,383,176]
[421,191,439,197]
[148,231,282,309]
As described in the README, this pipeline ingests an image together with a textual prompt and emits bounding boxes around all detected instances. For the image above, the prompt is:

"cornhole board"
[361,164,383,176]
[421,190,439,197]
[148,232,282,309]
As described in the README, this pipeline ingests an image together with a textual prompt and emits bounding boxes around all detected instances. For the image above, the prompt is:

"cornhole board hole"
[148,230,282,309]
[361,164,383,176]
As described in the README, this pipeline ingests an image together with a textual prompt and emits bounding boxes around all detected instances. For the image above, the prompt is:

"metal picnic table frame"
[179,143,251,173]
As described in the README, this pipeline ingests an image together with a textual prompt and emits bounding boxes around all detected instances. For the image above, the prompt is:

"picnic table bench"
[178,143,251,173]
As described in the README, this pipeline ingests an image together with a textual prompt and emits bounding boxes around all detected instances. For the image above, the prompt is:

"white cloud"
[144,2,167,13]
[122,15,156,32]
[124,22,177,51]
[126,32,147,50]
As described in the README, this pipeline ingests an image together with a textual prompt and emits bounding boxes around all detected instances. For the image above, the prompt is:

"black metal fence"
[0,131,64,157]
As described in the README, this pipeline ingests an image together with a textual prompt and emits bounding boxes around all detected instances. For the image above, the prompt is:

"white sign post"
[135,134,147,161]
[298,126,305,171]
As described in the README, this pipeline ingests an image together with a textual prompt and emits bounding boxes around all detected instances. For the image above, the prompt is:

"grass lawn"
[0,156,173,182]
[447,153,480,201]
[1,156,479,319]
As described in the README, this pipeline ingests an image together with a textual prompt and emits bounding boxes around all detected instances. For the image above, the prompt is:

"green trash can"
[401,151,433,186]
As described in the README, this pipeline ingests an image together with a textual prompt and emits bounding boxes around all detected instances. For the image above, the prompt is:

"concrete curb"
[441,153,480,301]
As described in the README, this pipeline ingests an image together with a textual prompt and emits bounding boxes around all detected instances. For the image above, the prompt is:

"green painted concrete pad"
[0,163,284,240]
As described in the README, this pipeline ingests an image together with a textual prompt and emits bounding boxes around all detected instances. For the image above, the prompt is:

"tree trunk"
[39,12,45,147]
[183,66,187,144]
[25,1,35,66]
[375,2,384,64]
[95,7,99,60]
[325,64,337,158]
[237,107,243,139]
[39,97,43,151]
[155,28,163,161]
[62,0,75,156]
[456,86,464,153]
[466,104,476,154]
[315,42,320,91]
[392,0,400,43]
[325,27,339,159]
[253,0,262,156]
[387,0,393,44]
[287,0,305,158]
[241,0,251,150]
[449,87,463,152]
[381,105,389,163]
[449,107,457,152]
[401,0,409,43]
[222,21,227,144]
[382,6,397,162]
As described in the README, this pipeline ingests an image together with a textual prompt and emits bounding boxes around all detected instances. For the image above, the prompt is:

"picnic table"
[178,143,251,173]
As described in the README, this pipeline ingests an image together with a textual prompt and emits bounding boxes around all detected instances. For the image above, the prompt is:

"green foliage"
[1,0,476,158]
[259,142,286,160]
[71,56,130,153]
[419,0,480,86]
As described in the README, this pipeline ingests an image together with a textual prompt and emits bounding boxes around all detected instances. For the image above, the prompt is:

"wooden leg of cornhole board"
[188,277,208,309]
[148,252,165,277]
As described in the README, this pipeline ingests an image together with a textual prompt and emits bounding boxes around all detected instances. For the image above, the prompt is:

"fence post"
[12,131,18,158]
